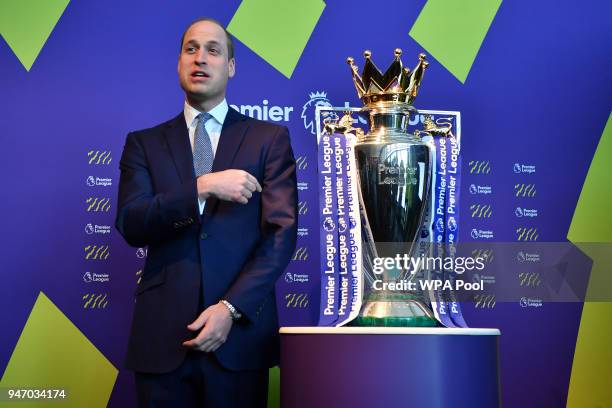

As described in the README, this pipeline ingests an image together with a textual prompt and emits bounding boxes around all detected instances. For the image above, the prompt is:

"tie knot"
[197,112,212,124]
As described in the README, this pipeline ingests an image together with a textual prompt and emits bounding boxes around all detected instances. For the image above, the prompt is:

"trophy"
[347,49,438,327]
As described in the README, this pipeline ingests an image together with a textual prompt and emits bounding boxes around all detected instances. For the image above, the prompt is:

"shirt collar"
[183,99,229,128]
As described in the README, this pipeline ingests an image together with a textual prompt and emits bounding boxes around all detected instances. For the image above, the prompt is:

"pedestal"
[280,327,501,408]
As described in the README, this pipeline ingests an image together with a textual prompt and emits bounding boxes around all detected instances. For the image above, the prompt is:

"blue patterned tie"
[193,113,214,176]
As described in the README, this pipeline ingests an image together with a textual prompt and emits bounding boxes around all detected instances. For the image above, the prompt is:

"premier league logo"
[471,229,479,239]
[469,184,477,194]
[513,163,522,174]
[447,217,457,232]
[323,217,336,232]
[85,223,94,234]
[301,91,332,135]
[515,207,524,217]
[338,218,348,233]
[83,272,93,282]
[517,251,526,263]
[284,272,294,283]
[436,218,445,233]
[136,248,147,258]
[86,176,96,186]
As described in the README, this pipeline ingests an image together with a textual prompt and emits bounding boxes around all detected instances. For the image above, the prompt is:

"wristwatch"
[220,300,242,321]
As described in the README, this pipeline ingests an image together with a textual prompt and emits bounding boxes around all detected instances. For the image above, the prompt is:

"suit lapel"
[212,107,249,172]
[165,112,195,184]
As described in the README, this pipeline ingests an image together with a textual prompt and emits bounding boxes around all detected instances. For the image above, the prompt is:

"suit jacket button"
[187,217,194,224]
[200,232,208,240]
[173,222,180,228]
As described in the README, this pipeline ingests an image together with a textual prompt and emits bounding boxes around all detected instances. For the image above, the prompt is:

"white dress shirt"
[183,99,229,214]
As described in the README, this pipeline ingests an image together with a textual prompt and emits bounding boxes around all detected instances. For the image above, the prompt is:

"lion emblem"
[301,91,333,135]
[322,111,364,137]
[417,114,455,139]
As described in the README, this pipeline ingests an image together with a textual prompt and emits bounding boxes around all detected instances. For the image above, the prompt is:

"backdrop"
[1,0,610,407]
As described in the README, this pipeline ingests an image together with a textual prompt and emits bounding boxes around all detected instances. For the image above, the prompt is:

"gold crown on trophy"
[347,49,428,106]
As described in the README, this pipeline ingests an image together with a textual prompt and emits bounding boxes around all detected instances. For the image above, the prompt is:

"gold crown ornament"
[347,49,428,107]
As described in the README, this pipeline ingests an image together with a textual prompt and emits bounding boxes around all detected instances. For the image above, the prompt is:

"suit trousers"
[134,350,269,408]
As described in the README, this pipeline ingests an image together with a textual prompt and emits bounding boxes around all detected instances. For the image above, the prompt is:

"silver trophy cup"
[347,50,438,326]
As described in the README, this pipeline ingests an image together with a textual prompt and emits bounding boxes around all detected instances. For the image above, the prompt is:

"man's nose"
[195,49,207,65]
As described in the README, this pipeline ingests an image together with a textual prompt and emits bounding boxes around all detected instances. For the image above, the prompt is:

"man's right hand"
[197,169,262,204]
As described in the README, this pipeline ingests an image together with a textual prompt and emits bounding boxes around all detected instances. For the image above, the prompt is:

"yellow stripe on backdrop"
[567,113,612,408]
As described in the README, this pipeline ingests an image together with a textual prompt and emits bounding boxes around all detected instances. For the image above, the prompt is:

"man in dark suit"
[115,17,297,407]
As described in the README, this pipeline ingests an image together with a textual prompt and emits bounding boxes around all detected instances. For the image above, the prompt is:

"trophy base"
[352,294,438,327]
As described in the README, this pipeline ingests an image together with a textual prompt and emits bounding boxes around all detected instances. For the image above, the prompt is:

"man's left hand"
[182,302,233,352]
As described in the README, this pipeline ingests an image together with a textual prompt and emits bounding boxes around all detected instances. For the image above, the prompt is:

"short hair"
[179,17,234,60]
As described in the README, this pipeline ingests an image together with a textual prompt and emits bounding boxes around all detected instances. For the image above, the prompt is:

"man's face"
[178,21,235,105]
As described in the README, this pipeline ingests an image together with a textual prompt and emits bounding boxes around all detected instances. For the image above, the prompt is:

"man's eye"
[186,47,196,53]
[209,48,219,55]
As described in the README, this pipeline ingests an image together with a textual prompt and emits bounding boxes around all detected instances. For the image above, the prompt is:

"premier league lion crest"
[323,217,336,232]
[436,218,445,233]
[447,216,457,232]
[302,91,332,135]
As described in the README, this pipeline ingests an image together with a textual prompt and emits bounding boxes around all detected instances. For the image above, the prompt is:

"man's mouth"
[191,71,209,78]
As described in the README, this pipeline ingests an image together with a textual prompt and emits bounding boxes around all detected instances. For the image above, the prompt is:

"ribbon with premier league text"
[429,135,456,327]
[423,112,467,328]
[444,136,467,327]
[318,133,339,326]
[317,132,362,326]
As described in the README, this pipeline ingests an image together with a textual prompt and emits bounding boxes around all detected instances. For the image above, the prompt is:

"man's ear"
[228,58,235,78]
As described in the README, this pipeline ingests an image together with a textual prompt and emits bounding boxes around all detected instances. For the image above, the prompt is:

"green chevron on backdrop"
[0,292,117,407]
[567,113,612,408]
[0,0,70,71]
[227,0,325,79]
[409,0,502,83]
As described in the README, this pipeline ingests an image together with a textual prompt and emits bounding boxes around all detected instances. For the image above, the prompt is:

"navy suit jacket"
[115,107,297,373]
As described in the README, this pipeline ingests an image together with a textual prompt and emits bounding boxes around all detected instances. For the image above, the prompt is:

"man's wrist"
[197,174,212,200]
[220,300,242,321]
